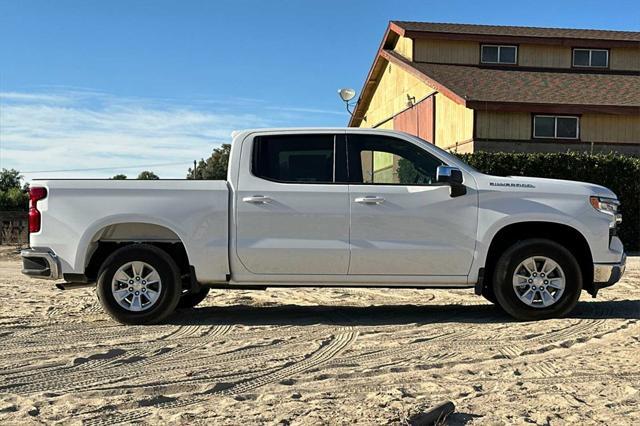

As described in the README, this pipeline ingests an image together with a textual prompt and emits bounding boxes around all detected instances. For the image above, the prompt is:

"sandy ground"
[0,247,638,425]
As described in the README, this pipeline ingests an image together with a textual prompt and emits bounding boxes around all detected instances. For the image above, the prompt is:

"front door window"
[347,134,442,185]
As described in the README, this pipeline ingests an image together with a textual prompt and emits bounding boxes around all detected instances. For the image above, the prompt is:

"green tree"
[111,174,127,180]
[188,144,231,180]
[0,169,22,192]
[137,171,159,180]
[0,169,29,211]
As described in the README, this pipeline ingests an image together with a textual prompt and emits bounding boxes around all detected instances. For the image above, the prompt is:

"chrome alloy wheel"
[111,261,162,312]
[512,256,566,308]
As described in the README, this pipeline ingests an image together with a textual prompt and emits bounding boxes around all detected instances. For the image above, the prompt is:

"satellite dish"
[338,88,356,102]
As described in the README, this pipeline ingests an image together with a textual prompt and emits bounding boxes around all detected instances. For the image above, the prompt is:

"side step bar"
[56,282,95,290]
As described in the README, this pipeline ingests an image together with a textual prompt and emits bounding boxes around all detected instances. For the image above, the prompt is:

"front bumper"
[21,248,61,280]
[592,253,626,292]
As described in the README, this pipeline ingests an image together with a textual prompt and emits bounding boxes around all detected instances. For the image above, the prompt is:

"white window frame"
[572,48,609,68]
[480,44,518,64]
[533,115,580,140]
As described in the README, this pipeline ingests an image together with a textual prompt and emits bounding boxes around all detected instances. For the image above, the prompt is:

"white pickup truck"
[22,128,626,324]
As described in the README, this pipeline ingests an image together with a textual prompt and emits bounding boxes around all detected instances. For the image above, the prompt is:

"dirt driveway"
[0,249,638,425]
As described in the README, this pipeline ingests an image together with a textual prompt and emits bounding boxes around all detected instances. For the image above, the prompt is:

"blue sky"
[1,0,638,180]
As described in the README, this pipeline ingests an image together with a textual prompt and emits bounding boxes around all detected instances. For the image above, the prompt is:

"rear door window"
[252,134,337,183]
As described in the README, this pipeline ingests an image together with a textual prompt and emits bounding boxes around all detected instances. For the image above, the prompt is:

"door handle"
[243,195,272,204]
[354,196,385,205]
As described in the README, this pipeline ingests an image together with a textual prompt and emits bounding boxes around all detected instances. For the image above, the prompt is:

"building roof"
[391,21,640,43]
[384,50,640,109]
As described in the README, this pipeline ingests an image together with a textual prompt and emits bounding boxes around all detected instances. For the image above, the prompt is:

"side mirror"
[436,165,466,197]
[436,165,463,184]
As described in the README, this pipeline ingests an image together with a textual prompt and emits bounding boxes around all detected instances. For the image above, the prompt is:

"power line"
[23,161,189,174]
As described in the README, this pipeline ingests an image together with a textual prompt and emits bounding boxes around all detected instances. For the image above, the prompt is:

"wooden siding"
[393,96,435,142]
[475,111,640,144]
[393,36,413,61]
[434,93,474,150]
[414,39,478,64]
[519,45,640,70]
[475,111,530,140]
[412,39,639,71]
[519,44,571,68]
[359,61,436,128]
[581,113,640,143]
[416,97,435,142]
[610,47,640,71]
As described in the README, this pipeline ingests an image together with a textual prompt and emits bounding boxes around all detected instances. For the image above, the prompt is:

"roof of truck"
[233,127,399,135]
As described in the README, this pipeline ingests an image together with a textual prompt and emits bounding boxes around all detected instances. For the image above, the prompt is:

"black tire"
[481,285,498,304]
[178,286,210,309]
[96,244,181,325]
[493,238,582,321]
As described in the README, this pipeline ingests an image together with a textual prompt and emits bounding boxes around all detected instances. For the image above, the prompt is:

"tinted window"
[499,46,517,63]
[481,45,499,63]
[253,135,335,183]
[534,116,579,139]
[347,135,442,185]
[534,116,555,138]
[573,49,608,67]
[556,117,578,138]
[481,45,517,64]
[590,50,608,67]
[573,49,590,66]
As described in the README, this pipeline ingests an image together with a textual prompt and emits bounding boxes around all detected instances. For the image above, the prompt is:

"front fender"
[470,194,598,282]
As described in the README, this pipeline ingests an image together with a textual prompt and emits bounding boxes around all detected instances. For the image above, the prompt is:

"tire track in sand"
[0,325,233,394]
[83,330,358,426]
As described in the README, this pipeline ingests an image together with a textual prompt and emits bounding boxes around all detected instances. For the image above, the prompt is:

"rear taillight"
[29,187,47,233]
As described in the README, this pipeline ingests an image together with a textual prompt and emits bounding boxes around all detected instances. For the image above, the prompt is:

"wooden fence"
[0,211,28,246]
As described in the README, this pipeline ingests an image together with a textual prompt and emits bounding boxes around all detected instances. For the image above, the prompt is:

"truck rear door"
[234,132,350,275]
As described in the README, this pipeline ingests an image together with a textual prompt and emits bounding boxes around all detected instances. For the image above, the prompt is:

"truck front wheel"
[493,239,582,321]
[96,244,182,325]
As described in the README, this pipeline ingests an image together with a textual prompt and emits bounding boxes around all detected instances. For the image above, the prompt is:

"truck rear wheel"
[493,239,582,321]
[178,286,210,309]
[96,244,181,325]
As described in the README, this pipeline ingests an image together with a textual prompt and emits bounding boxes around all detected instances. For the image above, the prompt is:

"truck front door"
[346,133,477,277]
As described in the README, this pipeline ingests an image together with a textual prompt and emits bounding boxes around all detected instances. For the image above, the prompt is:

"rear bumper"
[21,248,61,280]
[593,252,626,290]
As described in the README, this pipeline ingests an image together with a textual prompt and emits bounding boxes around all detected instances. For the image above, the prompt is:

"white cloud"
[0,89,346,181]
[0,92,76,104]
[266,105,346,116]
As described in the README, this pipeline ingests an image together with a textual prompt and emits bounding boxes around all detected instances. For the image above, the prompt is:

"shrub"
[0,169,29,211]
[458,152,640,251]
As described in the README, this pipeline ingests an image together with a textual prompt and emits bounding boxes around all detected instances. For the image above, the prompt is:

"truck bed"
[29,179,230,283]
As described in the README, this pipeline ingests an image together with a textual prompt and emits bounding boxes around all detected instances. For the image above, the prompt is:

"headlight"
[590,196,622,224]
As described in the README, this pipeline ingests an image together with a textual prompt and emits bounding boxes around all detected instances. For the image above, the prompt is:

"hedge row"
[458,152,640,251]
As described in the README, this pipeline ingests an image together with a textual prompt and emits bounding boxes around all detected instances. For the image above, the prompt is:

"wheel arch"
[78,216,192,282]
[481,221,594,295]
